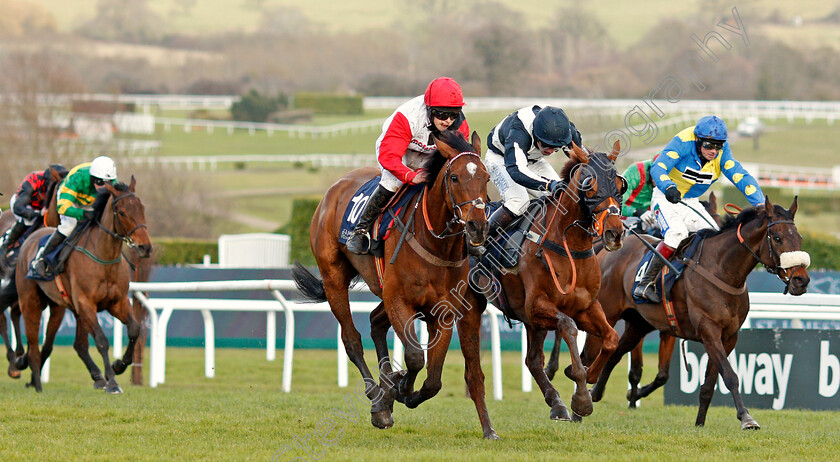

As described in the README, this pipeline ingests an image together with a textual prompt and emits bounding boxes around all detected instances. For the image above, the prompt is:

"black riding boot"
[0,221,28,266]
[632,242,675,304]
[486,205,516,240]
[346,186,395,255]
[29,231,66,279]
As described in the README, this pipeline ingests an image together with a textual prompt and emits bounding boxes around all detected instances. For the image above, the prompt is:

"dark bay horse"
[589,196,810,429]
[545,192,723,406]
[0,165,67,378]
[473,142,626,421]
[15,176,152,392]
[293,130,498,438]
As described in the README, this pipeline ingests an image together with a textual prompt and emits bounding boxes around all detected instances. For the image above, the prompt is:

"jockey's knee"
[663,228,686,249]
[503,195,529,216]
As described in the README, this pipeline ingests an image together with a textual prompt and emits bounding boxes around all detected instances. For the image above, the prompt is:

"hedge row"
[802,233,840,271]
[277,197,320,267]
[151,238,218,266]
[293,92,363,114]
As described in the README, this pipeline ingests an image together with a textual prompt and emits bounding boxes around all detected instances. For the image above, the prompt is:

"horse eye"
[450,174,459,183]
[773,235,781,243]
[119,210,126,216]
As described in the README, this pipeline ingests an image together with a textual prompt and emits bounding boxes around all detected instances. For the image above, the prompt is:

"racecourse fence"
[24,279,837,403]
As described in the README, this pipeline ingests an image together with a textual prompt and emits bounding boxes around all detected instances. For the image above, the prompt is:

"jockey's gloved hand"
[548,180,567,198]
[665,187,681,204]
[82,209,95,221]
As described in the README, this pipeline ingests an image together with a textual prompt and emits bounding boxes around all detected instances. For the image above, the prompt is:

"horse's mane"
[428,130,475,184]
[91,182,130,220]
[559,146,603,182]
[707,203,790,237]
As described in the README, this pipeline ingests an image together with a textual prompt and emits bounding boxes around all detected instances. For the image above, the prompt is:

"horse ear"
[789,195,798,218]
[569,141,589,164]
[470,131,481,154]
[50,168,62,182]
[608,140,620,162]
[763,195,774,216]
[708,191,717,210]
[129,175,136,192]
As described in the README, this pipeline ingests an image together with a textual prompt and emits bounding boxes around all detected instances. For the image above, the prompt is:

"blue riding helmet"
[694,115,728,141]
[533,106,573,148]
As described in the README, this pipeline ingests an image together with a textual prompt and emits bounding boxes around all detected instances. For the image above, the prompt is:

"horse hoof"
[741,417,760,430]
[571,413,583,423]
[550,405,571,421]
[483,430,501,440]
[112,360,127,375]
[106,384,124,394]
[94,379,107,390]
[590,387,604,403]
[571,392,594,417]
[15,356,28,371]
[370,411,394,429]
[8,365,21,379]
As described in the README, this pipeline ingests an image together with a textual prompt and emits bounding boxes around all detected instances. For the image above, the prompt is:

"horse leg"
[368,303,395,424]
[554,312,594,418]
[544,333,562,381]
[73,320,107,389]
[110,298,140,375]
[523,326,569,420]
[698,323,758,429]
[21,305,44,392]
[0,308,19,379]
[626,343,643,408]
[323,271,390,428]
[572,300,619,385]
[77,302,122,394]
[637,334,676,399]
[695,355,719,427]
[590,314,654,403]
[403,320,453,409]
[11,304,28,372]
[36,304,66,366]
[456,304,499,440]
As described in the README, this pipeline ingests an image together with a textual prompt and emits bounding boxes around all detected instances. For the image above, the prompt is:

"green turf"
[2,347,838,461]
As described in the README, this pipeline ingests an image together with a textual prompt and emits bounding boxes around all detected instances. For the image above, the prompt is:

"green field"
[1,347,838,461]
[34,0,840,50]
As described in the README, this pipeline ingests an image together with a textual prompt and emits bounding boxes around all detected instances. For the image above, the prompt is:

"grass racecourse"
[1,347,838,461]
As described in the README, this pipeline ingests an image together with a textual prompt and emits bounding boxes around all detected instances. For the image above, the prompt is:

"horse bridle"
[426,151,486,240]
[96,192,148,249]
[563,161,623,237]
[736,215,805,284]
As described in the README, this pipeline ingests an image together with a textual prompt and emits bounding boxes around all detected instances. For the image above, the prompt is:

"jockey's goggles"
[700,140,724,151]
[430,108,460,121]
[537,141,562,154]
[92,177,107,186]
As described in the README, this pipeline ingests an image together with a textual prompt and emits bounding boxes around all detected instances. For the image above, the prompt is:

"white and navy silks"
[375,95,470,192]
[484,106,581,216]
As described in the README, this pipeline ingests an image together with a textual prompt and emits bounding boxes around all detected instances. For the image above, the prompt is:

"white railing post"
[337,325,348,387]
[201,309,215,378]
[521,327,531,392]
[41,309,50,383]
[271,290,294,393]
[485,307,503,401]
[156,307,174,385]
[266,311,276,361]
[132,291,158,387]
[113,317,123,359]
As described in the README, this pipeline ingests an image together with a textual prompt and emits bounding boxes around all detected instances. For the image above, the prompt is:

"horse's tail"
[291,261,327,303]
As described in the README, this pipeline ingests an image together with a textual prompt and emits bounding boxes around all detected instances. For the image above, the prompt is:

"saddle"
[630,230,712,306]
[25,220,94,281]
[338,176,424,258]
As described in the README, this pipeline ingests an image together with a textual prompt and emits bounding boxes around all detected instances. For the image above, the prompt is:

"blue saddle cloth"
[25,234,67,281]
[630,231,710,305]
[338,176,424,247]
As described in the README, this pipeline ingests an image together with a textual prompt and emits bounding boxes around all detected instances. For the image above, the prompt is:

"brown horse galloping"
[472,142,626,421]
[15,177,152,393]
[589,197,809,429]
[545,192,723,405]
[293,130,498,438]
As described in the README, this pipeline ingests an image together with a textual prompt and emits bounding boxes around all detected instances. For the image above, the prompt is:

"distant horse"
[15,176,152,392]
[474,142,626,420]
[0,165,67,378]
[589,197,809,429]
[293,130,498,438]
[544,192,723,407]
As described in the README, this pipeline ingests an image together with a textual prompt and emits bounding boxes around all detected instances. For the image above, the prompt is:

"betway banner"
[664,330,840,410]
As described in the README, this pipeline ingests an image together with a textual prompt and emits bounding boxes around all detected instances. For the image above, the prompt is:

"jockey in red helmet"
[346,77,471,255]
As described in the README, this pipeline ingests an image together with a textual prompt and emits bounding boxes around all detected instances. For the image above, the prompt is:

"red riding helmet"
[424,77,465,107]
